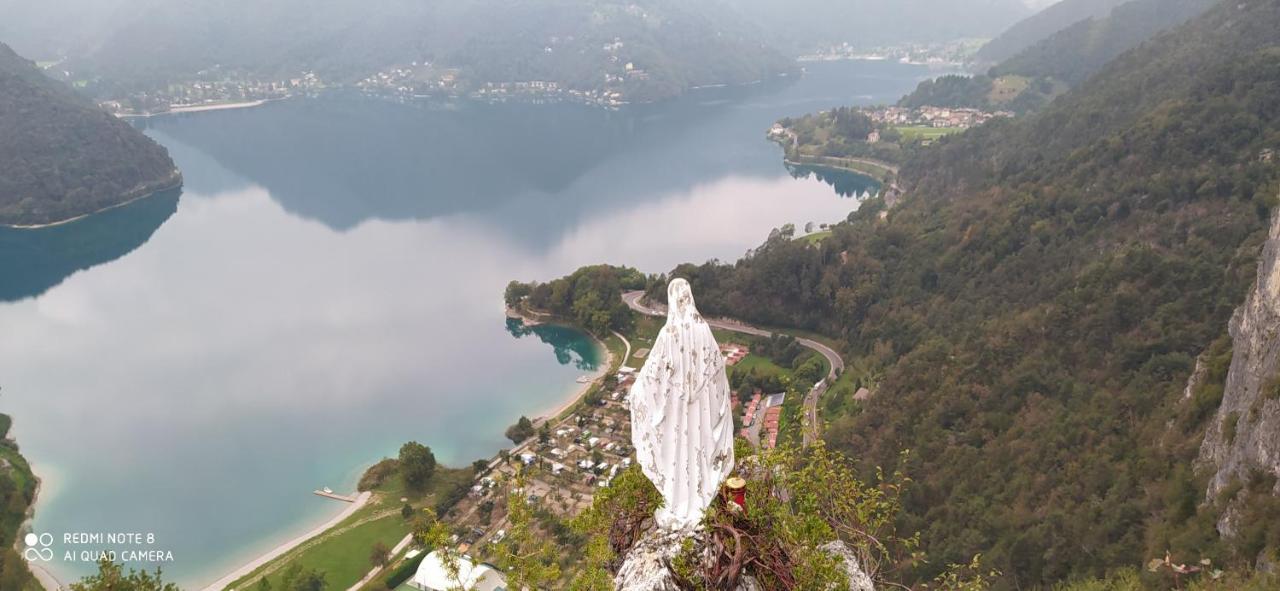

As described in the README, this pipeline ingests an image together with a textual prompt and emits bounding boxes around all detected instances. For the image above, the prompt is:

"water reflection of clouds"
[0,181,622,584]
[535,173,858,273]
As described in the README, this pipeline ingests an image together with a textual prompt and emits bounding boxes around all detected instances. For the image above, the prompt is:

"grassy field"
[624,313,663,368]
[265,513,407,589]
[227,466,475,591]
[988,74,1030,104]
[731,354,792,380]
[893,125,963,142]
[798,230,832,245]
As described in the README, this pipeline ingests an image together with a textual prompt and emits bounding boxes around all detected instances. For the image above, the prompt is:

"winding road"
[622,291,844,446]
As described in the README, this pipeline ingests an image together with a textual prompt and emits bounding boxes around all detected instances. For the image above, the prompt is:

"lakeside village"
[91,38,652,115]
[769,103,1012,150]
[94,71,325,117]
[353,64,634,108]
[859,104,1012,132]
[354,41,650,108]
[97,63,638,115]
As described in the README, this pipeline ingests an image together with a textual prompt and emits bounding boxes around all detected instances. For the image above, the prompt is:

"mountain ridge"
[975,0,1129,64]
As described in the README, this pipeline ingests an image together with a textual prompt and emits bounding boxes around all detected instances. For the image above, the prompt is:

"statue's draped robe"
[629,279,735,530]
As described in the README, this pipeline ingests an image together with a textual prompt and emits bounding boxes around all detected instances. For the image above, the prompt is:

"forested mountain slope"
[975,0,1128,64]
[992,0,1216,85]
[0,43,179,226]
[0,413,35,589]
[663,0,1280,586]
[899,0,1218,112]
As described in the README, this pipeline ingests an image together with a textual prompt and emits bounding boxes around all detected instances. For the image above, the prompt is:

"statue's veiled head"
[667,278,698,322]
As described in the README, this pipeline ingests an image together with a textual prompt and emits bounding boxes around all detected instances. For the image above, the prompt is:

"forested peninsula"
[0,42,179,227]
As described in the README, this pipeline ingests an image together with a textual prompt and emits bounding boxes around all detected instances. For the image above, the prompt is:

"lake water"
[0,59,932,586]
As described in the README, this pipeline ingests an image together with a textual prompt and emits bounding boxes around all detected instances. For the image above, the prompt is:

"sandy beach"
[117,97,285,119]
[199,492,371,591]
[534,331,617,425]
[168,99,270,114]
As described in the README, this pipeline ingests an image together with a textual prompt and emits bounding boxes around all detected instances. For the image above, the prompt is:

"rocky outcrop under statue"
[1198,209,1280,508]
[612,530,876,591]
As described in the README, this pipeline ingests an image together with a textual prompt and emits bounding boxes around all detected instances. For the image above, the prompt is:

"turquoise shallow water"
[0,59,931,586]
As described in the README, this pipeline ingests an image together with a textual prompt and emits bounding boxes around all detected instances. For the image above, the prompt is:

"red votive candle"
[726,476,747,515]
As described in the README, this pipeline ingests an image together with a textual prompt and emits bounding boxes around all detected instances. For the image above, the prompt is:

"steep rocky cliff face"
[1199,209,1280,506]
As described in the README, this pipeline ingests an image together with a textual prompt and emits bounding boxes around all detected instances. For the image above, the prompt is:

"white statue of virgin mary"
[629,278,735,530]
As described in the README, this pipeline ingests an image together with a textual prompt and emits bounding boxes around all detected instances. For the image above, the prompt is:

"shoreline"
[117,97,287,119]
[25,466,61,591]
[199,492,371,591]
[508,306,615,424]
[0,171,183,230]
[199,313,610,589]
[782,154,898,181]
[534,330,614,425]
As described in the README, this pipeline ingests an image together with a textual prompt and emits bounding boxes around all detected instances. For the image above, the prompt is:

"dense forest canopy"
[655,0,1280,586]
[507,265,646,335]
[0,414,37,589]
[894,73,1059,114]
[0,42,178,226]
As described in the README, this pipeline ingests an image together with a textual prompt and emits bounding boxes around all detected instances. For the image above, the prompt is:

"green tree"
[505,416,535,444]
[278,564,327,591]
[794,356,825,386]
[70,559,180,591]
[369,541,391,568]
[398,441,437,492]
[504,280,534,308]
[0,549,31,591]
[501,471,562,589]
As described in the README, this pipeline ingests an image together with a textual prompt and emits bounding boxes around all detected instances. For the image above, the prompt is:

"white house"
[410,551,507,591]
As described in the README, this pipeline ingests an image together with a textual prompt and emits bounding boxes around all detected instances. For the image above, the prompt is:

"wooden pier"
[313,489,358,502]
